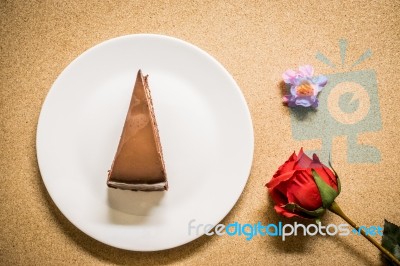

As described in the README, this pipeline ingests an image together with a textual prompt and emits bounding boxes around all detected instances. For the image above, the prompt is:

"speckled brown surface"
[1,1,399,265]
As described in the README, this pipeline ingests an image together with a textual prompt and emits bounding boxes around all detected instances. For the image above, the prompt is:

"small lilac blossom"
[282,65,328,108]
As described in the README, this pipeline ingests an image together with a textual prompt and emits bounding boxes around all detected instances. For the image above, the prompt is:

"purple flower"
[282,65,328,108]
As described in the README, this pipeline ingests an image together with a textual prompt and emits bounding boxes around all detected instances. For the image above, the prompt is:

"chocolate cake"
[107,70,168,191]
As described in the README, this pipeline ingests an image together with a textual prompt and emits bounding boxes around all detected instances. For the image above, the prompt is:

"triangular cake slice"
[107,70,168,191]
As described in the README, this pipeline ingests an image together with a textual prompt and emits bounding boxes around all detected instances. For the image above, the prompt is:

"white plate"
[36,34,254,251]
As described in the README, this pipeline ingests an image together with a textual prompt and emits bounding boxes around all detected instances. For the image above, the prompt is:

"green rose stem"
[328,201,400,266]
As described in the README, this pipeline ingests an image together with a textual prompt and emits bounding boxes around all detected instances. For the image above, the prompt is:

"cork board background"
[1,1,399,265]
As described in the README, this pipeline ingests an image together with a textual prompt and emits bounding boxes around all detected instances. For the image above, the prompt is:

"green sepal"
[284,202,326,218]
[328,160,341,194]
[311,169,339,208]
[382,219,400,262]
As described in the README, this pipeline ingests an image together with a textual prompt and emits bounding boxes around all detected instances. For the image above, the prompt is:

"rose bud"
[266,148,341,219]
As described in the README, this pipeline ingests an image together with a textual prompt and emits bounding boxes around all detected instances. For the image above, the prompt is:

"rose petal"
[274,205,300,218]
[268,188,288,206]
[296,148,313,169]
[266,170,297,189]
[284,170,323,210]
[273,152,297,178]
[298,65,314,78]
[312,153,321,163]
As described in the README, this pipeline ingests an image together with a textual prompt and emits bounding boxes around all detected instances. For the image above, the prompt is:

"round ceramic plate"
[36,34,254,251]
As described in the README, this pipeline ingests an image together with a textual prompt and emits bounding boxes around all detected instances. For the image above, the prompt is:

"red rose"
[266,148,340,219]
